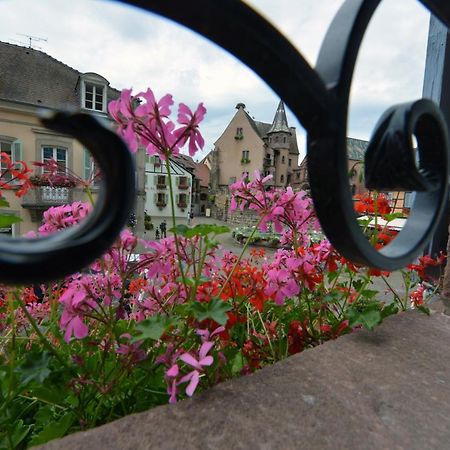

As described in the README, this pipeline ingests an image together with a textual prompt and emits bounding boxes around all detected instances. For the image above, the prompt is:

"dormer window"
[84,82,105,111]
[80,73,109,113]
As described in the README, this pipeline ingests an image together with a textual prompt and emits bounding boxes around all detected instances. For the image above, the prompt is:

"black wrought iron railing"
[0,0,449,284]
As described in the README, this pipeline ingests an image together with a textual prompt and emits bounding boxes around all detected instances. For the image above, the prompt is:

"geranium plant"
[0,89,445,448]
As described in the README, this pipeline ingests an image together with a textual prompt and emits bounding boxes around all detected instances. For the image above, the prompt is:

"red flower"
[354,193,391,215]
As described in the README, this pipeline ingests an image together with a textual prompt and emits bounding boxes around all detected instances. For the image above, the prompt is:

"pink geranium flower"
[178,341,214,397]
[59,285,97,342]
[174,103,206,156]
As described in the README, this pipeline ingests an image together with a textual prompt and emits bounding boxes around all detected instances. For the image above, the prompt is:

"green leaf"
[380,303,399,318]
[132,315,176,342]
[347,307,382,331]
[16,351,51,385]
[0,214,22,227]
[416,305,430,316]
[382,212,403,222]
[360,289,378,300]
[189,298,232,325]
[29,413,75,446]
[29,385,66,405]
[8,419,31,449]
[231,351,244,375]
[0,198,9,207]
[170,224,189,236]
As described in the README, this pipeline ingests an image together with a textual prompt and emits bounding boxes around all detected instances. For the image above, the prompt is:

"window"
[229,176,237,184]
[42,147,67,174]
[280,174,284,183]
[178,193,188,207]
[235,127,244,140]
[83,82,106,112]
[156,192,167,206]
[283,137,287,143]
[156,175,166,188]
[178,176,189,189]
[0,139,22,182]
[241,150,250,163]
[288,158,292,167]
[200,193,207,201]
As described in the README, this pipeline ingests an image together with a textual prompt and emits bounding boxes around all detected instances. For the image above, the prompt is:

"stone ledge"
[37,309,450,450]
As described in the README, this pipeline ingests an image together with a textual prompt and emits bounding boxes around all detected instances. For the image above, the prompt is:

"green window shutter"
[154,193,158,203]
[83,149,91,180]
[188,177,192,186]
[165,193,169,204]
[12,140,22,163]
[150,156,155,163]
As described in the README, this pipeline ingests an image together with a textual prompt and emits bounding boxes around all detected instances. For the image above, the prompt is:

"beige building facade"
[0,42,119,236]
[207,101,300,191]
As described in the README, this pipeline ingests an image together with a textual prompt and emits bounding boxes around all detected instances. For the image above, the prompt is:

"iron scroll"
[0,0,449,284]
[125,0,450,270]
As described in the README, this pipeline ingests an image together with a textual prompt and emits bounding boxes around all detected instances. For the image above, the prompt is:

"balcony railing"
[21,186,74,222]
[22,186,72,207]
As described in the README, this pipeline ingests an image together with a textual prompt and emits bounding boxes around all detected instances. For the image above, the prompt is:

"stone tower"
[266,101,292,187]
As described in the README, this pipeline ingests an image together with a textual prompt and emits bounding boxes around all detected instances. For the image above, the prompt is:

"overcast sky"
[0,0,431,162]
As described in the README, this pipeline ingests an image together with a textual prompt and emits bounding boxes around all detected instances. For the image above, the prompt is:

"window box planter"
[241,158,251,164]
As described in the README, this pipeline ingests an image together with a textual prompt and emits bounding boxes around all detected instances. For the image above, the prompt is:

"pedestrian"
[155,228,160,240]
[189,211,194,225]
[159,220,167,238]
[187,211,192,226]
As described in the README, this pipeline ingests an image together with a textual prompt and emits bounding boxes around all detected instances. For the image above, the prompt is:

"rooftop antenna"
[16,34,47,49]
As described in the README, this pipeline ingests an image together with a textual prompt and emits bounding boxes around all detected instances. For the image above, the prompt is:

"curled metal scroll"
[0,113,135,284]
[124,0,450,270]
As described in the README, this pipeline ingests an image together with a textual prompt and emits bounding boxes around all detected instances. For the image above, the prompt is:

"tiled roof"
[267,101,291,134]
[171,154,197,172]
[0,41,119,109]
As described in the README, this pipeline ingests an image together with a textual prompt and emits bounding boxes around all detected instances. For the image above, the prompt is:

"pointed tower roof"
[267,101,291,134]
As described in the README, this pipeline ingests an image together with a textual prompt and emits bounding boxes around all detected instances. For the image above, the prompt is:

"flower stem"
[13,291,75,374]
[165,158,188,289]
